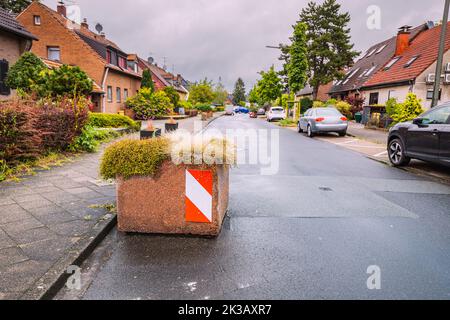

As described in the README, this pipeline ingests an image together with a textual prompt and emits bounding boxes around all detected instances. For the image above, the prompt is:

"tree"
[386,93,424,124]
[287,22,308,94]
[232,78,246,104]
[188,79,215,105]
[0,0,32,14]
[37,65,93,98]
[256,66,282,106]
[141,69,155,92]
[6,52,46,93]
[213,81,228,105]
[163,86,180,109]
[299,0,359,99]
[248,85,260,105]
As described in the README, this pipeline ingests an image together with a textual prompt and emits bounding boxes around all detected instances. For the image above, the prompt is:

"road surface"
[56,114,450,300]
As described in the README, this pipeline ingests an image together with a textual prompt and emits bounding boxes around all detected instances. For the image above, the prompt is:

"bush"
[87,113,140,131]
[70,126,120,153]
[326,98,338,106]
[335,101,352,119]
[300,97,313,113]
[37,97,89,151]
[387,93,424,124]
[163,86,180,109]
[6,52,46,94]
[100,138,170,179]
[0,102,42,164]
[215,106,225,112]
[126,88,173,120]
[195,104,213,112]
[313,101,325,108]
[179,100,193,110]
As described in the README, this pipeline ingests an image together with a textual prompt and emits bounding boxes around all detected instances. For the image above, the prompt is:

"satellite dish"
[95,23,103,34]
[147,57,154,64]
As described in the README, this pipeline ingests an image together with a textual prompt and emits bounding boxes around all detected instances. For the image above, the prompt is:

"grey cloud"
[43,0,444,91]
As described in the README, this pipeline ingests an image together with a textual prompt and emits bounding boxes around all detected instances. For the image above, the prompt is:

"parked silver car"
[298,107,348,137]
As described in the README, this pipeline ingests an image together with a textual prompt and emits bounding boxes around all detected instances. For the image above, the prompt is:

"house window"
[118,57,127,69]
[376,44,387,54]
[34,15,41,25]
[47,46,61,61]
[369,92,379,105]
[384,57,401,71]
[106,50,111,64]
[124,89,128,101]
[107,86,113,102]
[365,65,377,77]
[0,59,11,96]
[116,87,121,102]
[365,48,377,58]
[404,56,420,68]
[427,89,441,100]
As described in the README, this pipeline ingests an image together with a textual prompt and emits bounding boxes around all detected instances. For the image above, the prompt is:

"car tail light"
[315,117,325,122]
[340,117,348,121]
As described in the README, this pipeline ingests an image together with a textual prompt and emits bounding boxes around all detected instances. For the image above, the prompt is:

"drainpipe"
[101,67,110,113]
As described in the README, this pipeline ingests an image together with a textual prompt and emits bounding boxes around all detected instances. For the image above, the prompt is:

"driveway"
[57,115,450,300]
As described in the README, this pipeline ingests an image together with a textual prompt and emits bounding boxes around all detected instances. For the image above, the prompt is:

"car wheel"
[338,130,347,137]
[307,125,314,138]
[298,122,303,133]
[388,138,411,166]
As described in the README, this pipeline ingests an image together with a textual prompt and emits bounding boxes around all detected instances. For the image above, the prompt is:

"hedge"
[87,113,141,131]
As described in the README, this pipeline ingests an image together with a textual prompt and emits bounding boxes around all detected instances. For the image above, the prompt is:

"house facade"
[362,22,450,110]
[328,23,429,103]
[0,7,37,101]
[17,1,141,113]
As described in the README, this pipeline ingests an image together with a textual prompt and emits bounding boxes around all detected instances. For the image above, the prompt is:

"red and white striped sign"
[185,169,213,223]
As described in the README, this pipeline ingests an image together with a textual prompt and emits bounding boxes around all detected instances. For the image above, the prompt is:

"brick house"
[17,1,142,113]
[138,57,190,101]
[362,22,450,110]
[0,6,37,101]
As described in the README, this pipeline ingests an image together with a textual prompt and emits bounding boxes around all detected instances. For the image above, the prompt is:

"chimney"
[100,32,106,39]
[395,25,412,56]
[81,18,89,29]
[57,1,67,17]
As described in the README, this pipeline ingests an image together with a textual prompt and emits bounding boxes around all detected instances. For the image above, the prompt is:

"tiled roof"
[296,85,313,96]
[0,6,37,40]
[139,58,189,93]
[40,57,104,93]
[363,22,450,88]
[329,24,427,94]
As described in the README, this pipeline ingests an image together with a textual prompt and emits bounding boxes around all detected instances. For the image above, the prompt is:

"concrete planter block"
[116,161,230,237]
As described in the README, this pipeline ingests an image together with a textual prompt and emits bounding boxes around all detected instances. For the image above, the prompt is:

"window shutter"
[0,60,11,96]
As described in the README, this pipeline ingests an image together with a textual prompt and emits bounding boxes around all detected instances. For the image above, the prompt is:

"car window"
[422,106,450,125]
[315,108,341,116]
[272,108,284,112]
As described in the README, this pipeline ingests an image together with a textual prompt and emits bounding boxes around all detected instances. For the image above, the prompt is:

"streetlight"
[431,0,450,108]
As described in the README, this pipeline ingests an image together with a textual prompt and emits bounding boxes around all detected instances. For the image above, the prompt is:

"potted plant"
[100,135,236,236]
[165,116,179,133]
[140,121,161,139]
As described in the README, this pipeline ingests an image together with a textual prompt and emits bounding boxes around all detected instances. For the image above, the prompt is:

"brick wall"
[0,30,29,100]
[104,69,141,114]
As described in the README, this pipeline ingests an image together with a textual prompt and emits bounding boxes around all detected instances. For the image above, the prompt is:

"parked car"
[298,107,348,137]
[257,108,266,116]
[267,107,286,122]
[249,111,257,118]
[236,106,250,114]
[387,103,450,167]
[225,105,235,116]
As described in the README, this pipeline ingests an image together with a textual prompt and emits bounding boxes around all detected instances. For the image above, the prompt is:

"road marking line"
[373,151,388,157]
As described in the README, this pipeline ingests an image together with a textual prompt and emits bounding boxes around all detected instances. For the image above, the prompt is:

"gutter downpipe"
[101,67,110,113]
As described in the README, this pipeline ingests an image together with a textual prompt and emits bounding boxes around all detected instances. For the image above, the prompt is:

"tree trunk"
[312,87,319,101]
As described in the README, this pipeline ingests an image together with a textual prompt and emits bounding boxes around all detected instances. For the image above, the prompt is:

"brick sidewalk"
[0,114,222,300]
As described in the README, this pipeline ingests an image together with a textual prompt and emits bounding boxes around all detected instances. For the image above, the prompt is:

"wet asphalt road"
[61,115,450,300]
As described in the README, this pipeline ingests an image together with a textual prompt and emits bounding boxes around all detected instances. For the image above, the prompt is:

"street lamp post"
[431,0,450,108]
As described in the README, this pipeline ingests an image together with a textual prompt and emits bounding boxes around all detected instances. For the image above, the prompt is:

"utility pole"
[432,0,450,108]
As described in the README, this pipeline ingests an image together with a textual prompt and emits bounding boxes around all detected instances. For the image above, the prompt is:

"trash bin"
[355,112,362,123]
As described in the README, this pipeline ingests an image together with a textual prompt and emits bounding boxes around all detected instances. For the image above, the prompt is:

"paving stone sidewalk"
[0,114,222,300]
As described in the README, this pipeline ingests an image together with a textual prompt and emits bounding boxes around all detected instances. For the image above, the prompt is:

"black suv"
[387,103,450,167]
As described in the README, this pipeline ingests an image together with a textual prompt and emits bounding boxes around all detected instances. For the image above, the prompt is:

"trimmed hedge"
[100,139,170,180]
[88,113,141,131]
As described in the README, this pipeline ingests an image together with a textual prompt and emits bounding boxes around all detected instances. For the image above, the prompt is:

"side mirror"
[413,118,423,125]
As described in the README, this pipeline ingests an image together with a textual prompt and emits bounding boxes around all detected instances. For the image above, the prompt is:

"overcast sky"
[43,0,444,91]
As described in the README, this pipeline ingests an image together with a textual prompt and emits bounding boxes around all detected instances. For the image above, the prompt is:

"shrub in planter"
[100,135,236,236]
